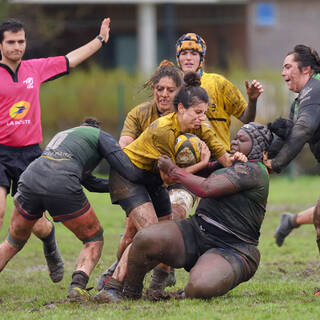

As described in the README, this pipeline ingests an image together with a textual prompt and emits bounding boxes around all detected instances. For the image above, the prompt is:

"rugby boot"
[96,259,119,290]
[67,271,90,302]
[94,277,124,303]
[67,286,91,303]
[274,213,299,247]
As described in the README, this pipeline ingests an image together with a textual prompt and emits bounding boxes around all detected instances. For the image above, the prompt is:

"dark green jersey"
[42,126,102,179]
[272,74,320,171]
[19,125,162,196]
[20,126,109,195]
[196,161,269,245]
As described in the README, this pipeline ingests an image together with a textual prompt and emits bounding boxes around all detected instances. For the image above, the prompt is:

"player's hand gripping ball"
[174,133,201,167]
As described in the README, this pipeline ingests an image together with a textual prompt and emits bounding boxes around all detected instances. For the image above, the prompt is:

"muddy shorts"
[175,215,260,289]
[14,184,90,222]
[109,168,171,218]
[0,144,42,196]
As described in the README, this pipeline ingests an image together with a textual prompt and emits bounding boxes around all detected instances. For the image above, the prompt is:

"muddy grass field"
[1,175,320,320]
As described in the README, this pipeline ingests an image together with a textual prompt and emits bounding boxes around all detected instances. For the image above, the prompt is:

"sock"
[123,282,143,299]
[105,277,123,291]
[41,222,56,255]
[291,214,300,228]
[149,267,170,291]
[70,271,89,290]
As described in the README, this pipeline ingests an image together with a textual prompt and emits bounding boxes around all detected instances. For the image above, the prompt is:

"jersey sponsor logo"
[7,119,31,126]
[9,101,30,119]
[23,77,34,89]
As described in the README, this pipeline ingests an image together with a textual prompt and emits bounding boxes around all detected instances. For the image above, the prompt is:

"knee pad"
[169,188,196,214]
[82,227,104,244]
[7,232,27,250]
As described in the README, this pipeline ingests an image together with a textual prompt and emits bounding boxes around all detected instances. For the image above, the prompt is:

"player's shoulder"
[201,72,230,91]
[129,101,154,115]
[299,76,320,105]
[307,74,320,93]
[148,112,175,133]
[202,72,228,83]
[234,160,268,175]
[221,161,268,188]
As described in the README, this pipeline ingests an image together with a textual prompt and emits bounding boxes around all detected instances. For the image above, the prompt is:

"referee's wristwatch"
[96,35,105,45]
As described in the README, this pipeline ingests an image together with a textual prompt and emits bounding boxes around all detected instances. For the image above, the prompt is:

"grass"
[1,175,320,319]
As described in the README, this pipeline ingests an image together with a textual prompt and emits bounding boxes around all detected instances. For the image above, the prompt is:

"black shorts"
[175,215,260,289]
[0,144,42,196]
[109,168,171,218]
[14,183,90,222]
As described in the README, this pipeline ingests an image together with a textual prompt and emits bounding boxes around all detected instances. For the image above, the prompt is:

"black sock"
[105,277,123,291]
[291,214,300,228]
[41,222,56,255]
[123,282,143,299]
[70,271,89,290]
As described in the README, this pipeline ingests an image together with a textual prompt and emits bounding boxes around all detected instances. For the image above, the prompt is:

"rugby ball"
[174,133,201,167]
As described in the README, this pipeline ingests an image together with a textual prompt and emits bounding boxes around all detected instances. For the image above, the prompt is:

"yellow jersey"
[201,72,247,150]
[124,112,226,172]
[121,101,160,139]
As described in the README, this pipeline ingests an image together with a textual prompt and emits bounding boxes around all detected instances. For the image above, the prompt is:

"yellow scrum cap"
[176,33,207,72]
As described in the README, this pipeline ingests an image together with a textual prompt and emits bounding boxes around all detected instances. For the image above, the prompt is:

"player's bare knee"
[32,216,52,238]
[185,276,229,298]
[10,220,33,241]
[132,227,160,255]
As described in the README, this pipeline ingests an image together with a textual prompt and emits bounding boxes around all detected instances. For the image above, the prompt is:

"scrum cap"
[241,122,273,161]
[176,33,206,72]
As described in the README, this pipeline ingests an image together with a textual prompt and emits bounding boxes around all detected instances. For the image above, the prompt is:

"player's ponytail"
[173,72,209,111]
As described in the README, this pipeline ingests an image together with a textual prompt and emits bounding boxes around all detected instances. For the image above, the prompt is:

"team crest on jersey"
[23,77,34,89]
[9,101,30,119]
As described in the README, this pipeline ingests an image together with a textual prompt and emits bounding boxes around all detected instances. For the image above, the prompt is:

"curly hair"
[143,60,183,94]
